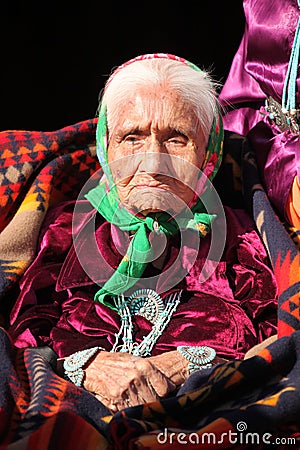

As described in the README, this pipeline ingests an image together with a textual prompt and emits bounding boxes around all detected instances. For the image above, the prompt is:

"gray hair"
[99,58,221,144]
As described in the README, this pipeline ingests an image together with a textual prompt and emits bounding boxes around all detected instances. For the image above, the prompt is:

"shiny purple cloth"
[219,0,300,219]
[8,200,278,360]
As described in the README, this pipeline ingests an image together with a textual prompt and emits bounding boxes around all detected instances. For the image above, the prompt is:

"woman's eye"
[167,137,187,146]
[124,135,139,144]
[166,130,189,145]
[169,138,183,144]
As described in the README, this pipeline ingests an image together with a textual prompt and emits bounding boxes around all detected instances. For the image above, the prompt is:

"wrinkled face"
[107,86,206,215]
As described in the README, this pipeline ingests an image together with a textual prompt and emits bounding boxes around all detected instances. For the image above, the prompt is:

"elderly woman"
[8,53,277,414]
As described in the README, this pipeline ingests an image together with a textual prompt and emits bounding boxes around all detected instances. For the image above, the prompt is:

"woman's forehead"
[110,88,198,132]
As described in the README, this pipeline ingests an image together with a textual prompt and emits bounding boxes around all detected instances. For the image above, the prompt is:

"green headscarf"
[85,53,224,310]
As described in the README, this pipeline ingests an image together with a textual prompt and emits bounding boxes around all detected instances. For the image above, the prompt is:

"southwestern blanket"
[0,120,299,449]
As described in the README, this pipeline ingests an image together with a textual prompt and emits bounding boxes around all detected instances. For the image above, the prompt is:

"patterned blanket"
[0,119,99,325]
[0,120,299,449]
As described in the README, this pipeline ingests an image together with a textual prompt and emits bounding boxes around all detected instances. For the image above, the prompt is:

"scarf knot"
[85,54,224,310]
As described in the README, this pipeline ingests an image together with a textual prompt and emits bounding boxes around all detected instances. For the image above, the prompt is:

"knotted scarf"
[85,53,224,310]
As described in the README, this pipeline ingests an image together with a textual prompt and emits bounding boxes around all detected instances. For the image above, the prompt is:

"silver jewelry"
[265,96,300,134]
[112,288,182,356]
[127,288,165,324]
[63,346,104,386]
[177,345,216,374]
[64,289,182,387]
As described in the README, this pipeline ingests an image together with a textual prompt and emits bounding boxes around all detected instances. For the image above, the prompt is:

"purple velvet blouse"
[8,200,278,360]
[219,0,300,220]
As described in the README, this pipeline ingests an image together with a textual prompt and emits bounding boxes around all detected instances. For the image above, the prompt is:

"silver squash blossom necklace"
[112,288,182,356]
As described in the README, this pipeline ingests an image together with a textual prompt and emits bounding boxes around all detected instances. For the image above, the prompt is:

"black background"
[1,2,245,131]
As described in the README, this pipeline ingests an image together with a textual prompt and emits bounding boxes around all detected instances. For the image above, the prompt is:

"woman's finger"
[128,377,159,405]
[147,367,176,397]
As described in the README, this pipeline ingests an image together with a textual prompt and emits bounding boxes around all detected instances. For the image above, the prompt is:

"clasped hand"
[83,350,190,413]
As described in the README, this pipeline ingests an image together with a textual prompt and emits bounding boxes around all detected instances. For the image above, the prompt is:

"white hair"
[100,58,221,143]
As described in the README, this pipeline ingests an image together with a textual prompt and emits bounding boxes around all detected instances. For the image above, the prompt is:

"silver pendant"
[127,288,164,324]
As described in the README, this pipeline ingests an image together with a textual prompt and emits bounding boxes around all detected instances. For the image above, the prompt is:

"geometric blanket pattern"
[242,141,300,339]
[0,119,100,315]
[0,123,299,449]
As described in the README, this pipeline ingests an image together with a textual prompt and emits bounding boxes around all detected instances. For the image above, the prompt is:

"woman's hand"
[149,350,190,385]
[75,349,227,413]
[150,350,227,385]
[83,351,176,413]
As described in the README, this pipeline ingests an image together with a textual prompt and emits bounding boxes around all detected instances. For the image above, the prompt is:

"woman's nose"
[138,137,166,174]
[138,148,169,175]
